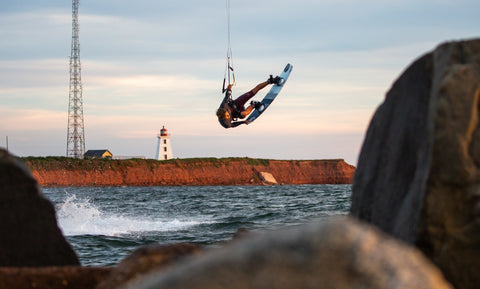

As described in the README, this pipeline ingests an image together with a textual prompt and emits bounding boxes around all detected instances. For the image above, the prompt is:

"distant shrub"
[244,157,270,166]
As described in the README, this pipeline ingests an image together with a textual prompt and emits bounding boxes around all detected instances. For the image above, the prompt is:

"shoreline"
[23,157,356,187]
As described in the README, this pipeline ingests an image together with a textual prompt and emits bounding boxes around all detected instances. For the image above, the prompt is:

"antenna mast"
[66,0,86,158]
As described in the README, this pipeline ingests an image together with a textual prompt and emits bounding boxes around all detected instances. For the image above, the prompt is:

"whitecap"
[56,193,209,236]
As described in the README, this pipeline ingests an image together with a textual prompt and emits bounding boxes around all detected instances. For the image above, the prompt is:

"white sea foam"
[56,194,205,236]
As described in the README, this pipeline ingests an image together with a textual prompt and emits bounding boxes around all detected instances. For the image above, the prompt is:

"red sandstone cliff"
[24,158,355,187]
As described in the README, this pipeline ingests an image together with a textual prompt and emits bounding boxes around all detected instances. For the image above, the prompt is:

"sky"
[0,0,478,165]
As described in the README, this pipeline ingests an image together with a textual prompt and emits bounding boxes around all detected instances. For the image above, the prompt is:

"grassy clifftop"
[23,157,346,171]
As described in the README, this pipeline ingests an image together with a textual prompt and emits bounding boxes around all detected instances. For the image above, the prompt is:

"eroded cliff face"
[25,158,355,187]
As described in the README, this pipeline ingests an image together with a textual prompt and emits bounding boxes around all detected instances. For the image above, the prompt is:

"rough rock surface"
[124,217,452,289]
[0,266,111,289]
[0,149,80,266]
[26,158,354,187]
[96,243,201,289]
[350,39,480,289]
[258,172,277,184]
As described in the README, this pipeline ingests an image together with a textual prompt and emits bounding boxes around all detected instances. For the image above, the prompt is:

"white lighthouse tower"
[155,126,173,160]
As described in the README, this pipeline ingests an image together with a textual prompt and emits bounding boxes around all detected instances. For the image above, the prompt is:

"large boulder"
[96,243,201,289]
[123,217,452,289]
[0,149,79,266]
[350,38,480,289]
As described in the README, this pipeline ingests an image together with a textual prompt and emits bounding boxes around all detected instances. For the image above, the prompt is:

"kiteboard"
[246,63,293,124]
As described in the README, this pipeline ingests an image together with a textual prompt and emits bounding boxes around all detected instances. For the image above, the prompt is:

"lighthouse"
[155,126,173,160]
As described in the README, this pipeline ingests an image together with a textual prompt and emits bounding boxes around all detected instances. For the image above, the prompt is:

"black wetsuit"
[217,90,246,128]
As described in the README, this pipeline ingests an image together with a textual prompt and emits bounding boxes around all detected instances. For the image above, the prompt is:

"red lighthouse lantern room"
[160,126,168,136]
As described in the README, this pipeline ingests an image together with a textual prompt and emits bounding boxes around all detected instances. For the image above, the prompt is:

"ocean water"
[42,185,351,267]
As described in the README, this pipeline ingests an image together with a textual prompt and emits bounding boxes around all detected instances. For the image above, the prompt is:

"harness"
[223,85,241,120]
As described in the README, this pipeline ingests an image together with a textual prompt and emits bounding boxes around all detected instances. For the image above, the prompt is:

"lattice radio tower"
[66,0,86,158]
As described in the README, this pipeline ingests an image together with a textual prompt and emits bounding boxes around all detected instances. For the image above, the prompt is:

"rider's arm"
[231,121,245,127]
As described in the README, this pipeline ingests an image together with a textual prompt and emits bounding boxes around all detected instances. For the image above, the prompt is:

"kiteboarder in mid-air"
[216,75,282,128]
[216,0,292,128]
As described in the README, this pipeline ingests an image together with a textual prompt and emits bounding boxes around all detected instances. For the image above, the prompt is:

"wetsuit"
[218,89,256,128]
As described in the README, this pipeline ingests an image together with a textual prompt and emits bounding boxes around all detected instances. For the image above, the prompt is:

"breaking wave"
[56,194,206,236]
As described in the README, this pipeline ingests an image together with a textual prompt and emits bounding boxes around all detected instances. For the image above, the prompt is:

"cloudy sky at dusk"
[1,0,478,165]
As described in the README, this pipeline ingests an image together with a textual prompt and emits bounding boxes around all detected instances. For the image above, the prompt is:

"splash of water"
[56,194,205,236]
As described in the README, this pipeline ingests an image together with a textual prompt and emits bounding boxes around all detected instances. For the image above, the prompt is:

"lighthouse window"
[163,139,167,144]
[164,147,167,152]
[164,155,168,160]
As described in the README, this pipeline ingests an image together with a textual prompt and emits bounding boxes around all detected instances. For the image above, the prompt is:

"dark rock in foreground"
[123,217,452,289]
[0,149,79,266]
[97,243,201,289]
[0,266,111,289]
[351,38,480,289]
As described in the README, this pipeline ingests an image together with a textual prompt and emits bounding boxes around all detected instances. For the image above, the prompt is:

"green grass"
[22,156,345,171]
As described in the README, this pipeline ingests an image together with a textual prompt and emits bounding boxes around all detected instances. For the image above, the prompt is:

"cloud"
[2,0,479,161]
[0,108,65,131]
